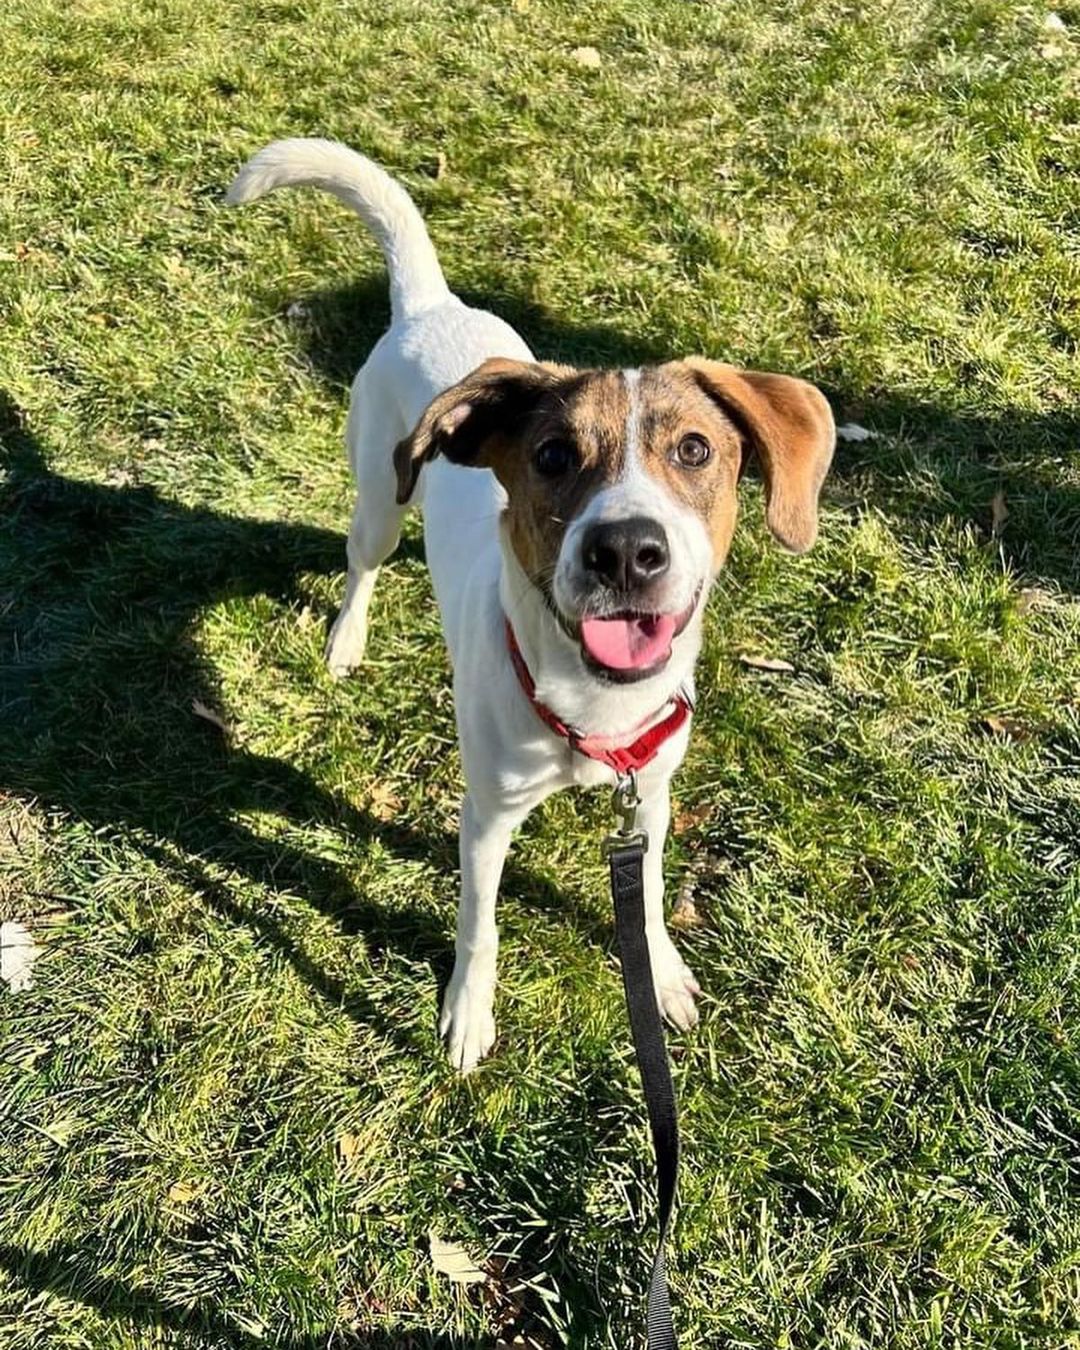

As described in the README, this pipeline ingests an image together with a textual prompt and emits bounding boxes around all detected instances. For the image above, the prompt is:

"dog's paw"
[439,972,496,1075]
[325,611,367,679]
[649,933,701,1032]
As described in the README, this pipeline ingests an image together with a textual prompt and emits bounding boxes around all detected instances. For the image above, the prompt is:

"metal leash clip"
[602,769,649,858]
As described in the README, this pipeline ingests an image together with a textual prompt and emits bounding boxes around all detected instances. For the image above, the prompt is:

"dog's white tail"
[226,138,452,322]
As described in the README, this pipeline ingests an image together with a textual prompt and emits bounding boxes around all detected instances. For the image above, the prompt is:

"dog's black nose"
[581,517,670,591]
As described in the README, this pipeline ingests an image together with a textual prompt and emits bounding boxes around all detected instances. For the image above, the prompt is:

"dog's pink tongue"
[580,614,678,671]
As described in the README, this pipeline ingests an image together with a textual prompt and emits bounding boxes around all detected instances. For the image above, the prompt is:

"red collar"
[505,619,692,775]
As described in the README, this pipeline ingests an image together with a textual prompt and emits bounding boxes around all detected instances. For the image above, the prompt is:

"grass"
[2,0,1080,1344]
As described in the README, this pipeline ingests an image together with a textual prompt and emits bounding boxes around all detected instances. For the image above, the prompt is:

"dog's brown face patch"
[466,366,745,589]
[394,356,834,601]
[491,370,637,585]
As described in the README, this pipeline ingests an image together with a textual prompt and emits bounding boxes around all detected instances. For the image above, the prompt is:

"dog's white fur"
[228,139,707,1070]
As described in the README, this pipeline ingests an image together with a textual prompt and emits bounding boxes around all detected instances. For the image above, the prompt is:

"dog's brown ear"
[393,357,557,504]
[678,359,835,553]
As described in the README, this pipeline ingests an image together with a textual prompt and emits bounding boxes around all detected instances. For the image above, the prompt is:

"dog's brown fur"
[394,358,834,584]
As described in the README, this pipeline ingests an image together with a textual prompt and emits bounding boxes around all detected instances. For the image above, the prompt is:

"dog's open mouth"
[578,593,699,679]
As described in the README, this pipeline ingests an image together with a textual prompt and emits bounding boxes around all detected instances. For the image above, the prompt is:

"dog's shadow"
[0,394,439,1043]
[0,385,614,1341]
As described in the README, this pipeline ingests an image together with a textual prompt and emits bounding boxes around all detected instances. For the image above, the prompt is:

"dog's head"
[395,358,834,683]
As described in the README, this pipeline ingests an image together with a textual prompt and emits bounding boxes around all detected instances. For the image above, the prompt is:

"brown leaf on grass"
[167,1179,203,1205]
[672,801,711,835]
[981,713,1031,742]
[367,782,403,822]
[14,241,30,261]
[192,699,231,738]
[483,1255,553,1348]
[428,1233,487,1285]
[670,884,703,930]
[336,1133,361,1164]
[1016,587,1048,615]
[990,490,1009,538]
[738,653,795,673]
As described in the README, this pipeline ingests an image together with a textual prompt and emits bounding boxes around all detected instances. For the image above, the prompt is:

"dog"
[227,139,835,1072]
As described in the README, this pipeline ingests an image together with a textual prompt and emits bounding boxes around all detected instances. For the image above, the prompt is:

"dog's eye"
[534,439,577,478]
[673,434,711,469]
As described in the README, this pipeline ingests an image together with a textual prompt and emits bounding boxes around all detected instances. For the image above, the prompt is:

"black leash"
[606,772,679,1350]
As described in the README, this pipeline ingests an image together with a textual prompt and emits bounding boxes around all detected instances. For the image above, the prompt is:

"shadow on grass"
[0,391,447,1016]
[0,390,608,1341]
[0,391,606,1034]
[0,1242,470,1349]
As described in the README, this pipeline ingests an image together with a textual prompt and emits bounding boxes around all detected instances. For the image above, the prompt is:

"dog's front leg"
[440,791,525,1073]
[636,785,700,1031]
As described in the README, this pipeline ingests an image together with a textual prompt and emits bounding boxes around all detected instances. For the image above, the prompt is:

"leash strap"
[609,836,680,1350]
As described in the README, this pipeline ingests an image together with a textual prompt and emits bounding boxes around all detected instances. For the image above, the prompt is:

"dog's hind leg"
[326,386,406,678]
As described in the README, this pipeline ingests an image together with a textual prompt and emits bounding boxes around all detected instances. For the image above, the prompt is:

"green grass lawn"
[3,0,1080,1345]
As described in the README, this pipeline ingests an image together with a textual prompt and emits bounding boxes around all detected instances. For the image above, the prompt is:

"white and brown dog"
[228,140,835,1072]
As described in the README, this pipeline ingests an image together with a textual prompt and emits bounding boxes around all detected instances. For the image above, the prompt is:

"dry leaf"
[836,423,876,442]
[192,699,231,737]
[738,653,795,673]
[1,920,39,992]
[14,241,30,262]
[336,1133,361,1163]
[670,884,703,930]
[429,1233,487,1285]
[900,952,921,970]
[672,802,711,835]
[167,1179,203,1205]
[990,490,1009,537]
[1016,587,1048,615]
[981,713,1030,742]
[367,782,402,822]
[571,45,602,68]
[1046,11,1067,30]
